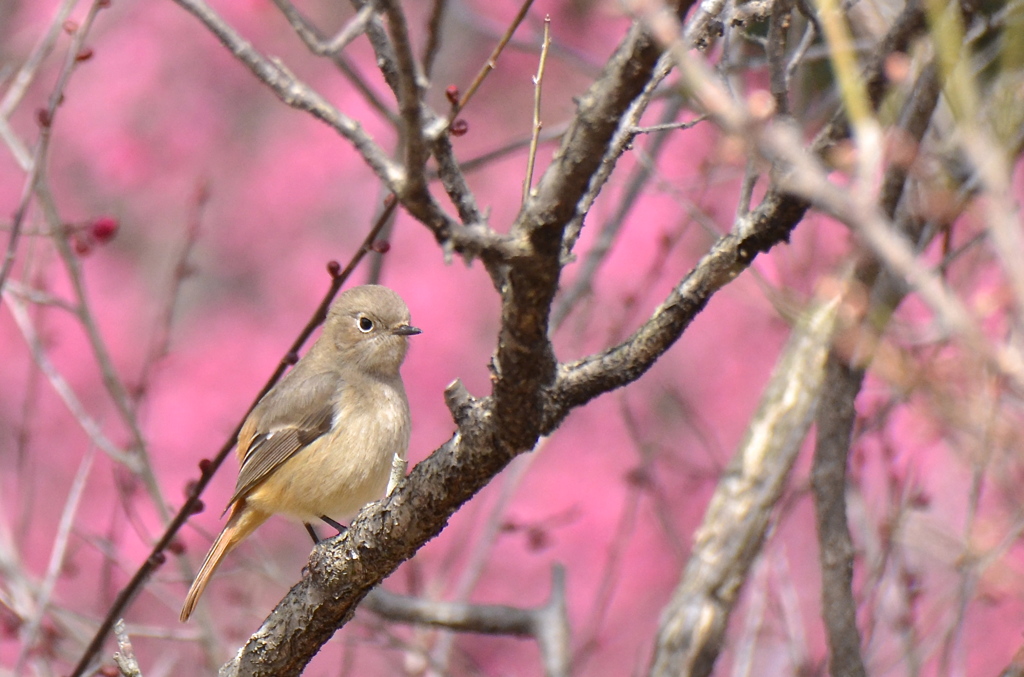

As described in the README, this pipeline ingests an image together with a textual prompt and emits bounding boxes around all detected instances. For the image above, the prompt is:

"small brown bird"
[180,285,420,622]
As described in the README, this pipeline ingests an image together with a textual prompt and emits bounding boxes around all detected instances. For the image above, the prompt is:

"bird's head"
[322,284,421,376]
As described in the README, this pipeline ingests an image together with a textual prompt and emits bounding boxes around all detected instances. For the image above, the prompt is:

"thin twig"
[421,0,448,78]
[450,121,568,175]
[332,53,401,127]
[37,176,171,534]
[4,292,134,467]
[811,55,942,677]
[776,137,1024,393]
[812,354,869,677]
[0,0,79,170]
[270,0,399,125]
[272,0,375,56]
[652,0,1024,392]
[136,182,207,400]
[630,116,707,134]
[449,0,536,123]
[523,15,551,203]
[175,0,505,261]
[733,558,770,677]
[552,93,686,330]
[734,158,759,220]
[430,133,485,228]
[0,0,105,296]
[0,142,44,296]
[365,565,569,677]
[766,0,794,116]
[349,0,402,98]
[171,0,402,190]
[3,279,75,312]
[573,395,657,671]
[13,449,94,674]
[784,11,819,84]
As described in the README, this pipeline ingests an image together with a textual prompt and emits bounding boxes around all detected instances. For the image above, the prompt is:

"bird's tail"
[180,504,268,622]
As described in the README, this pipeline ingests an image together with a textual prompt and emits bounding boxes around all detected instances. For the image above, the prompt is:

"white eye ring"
[358,316,374,333]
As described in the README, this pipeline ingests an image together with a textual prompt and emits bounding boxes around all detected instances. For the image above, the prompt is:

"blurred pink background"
[3,0,1024,675]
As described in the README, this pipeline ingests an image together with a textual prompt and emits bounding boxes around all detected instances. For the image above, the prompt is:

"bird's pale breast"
[244,377,410,522]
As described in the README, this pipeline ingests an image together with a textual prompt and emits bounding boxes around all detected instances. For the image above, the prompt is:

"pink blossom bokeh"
[3,1,1024,675]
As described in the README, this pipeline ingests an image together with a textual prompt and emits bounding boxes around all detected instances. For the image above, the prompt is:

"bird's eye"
[358,316,374,333]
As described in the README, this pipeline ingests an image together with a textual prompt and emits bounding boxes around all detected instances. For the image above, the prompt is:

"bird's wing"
[227,370,339,508]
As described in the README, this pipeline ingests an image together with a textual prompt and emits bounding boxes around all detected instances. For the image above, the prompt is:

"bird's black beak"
[393,325,422,336]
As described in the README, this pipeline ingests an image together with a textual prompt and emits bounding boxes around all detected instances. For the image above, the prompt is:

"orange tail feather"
[180,505,268,622]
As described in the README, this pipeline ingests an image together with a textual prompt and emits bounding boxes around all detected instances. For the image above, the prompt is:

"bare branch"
[112,620,144,677]
[648,287,843,677]
[376,0,430,199]
[272,0,375,56]
[812,354,868,677]
[4,291,135,468]
[501,6,697,451]
[523,15,551,203]
[449,0,536,124]
[812,57,942,677]
[171,0,403,190]
[13,450,94,674]
[552,93,689,330]
[0,0,105,294]
[421,0,448,78]
[0,0,78,170]
[364,565,569,677]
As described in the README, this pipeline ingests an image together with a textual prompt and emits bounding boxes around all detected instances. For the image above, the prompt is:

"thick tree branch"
[496,3,697,452]
[648,291,843,677]
[546,0,930,430]
[548,188,804,425]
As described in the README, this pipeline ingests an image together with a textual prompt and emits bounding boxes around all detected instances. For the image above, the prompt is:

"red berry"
[36,108,52,128]
[75,47,94,62]
[90,216,118,242]
[371,240,391,254]
[450,119,468,136]
[445,85,460,105]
